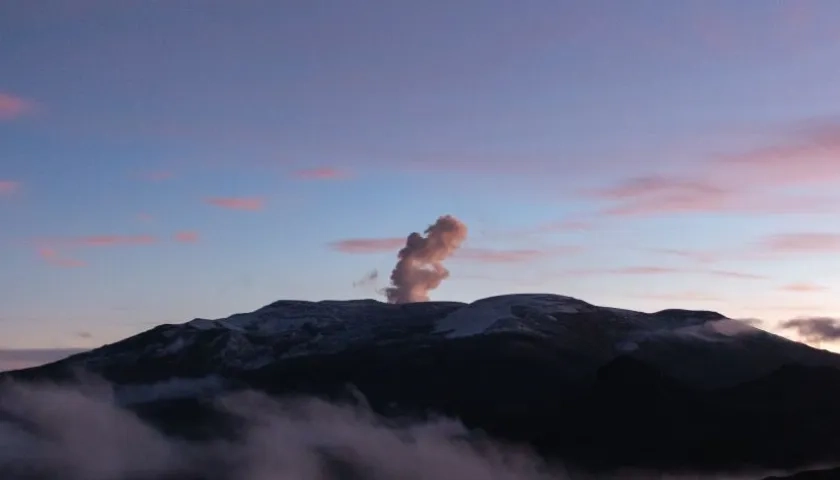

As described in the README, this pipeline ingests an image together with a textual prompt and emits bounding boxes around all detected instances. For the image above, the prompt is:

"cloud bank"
[0,379,557,480]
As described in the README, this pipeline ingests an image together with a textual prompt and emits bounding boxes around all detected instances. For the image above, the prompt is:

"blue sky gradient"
[3,0,840,354]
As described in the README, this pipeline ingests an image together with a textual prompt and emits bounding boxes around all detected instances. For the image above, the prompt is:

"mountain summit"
[5,293,840,474]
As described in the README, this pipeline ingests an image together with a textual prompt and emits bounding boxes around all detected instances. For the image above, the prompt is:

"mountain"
[5,293,840,474]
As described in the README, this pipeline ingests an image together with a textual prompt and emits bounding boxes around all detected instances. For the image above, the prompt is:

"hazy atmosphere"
[4,1,840,362]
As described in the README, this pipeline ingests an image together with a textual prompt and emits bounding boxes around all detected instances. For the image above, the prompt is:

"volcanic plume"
[385,215,468,304]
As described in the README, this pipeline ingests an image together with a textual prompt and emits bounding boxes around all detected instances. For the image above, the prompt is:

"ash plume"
[385,215,468,304]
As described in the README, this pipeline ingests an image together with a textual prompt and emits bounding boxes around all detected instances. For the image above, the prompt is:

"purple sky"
[3,0,840,364]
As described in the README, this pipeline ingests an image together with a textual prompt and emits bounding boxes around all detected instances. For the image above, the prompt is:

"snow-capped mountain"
[29,293,839,389]
[6,293,840,473]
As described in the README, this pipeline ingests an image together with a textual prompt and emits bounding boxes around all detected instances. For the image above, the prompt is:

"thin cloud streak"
[329,237,406,254]
[636,292,723,302]
[329,237,581,263]
[569,266,766,280]
[646,248,719,264]
[585,175,739,216]
[760,233,840,253]
[37,247,86,268]
[455,246,581,263]
[34,233,163,267]
[591,177,831,217]
[0,92,34,120]
[73,235,157,247]
[718,120,840,186]
[781,282,828,293]
[0,180,20,195]
[205,197,265,211]
[585,119,840,218]
[173,231,199,243]
[292,167,351,180]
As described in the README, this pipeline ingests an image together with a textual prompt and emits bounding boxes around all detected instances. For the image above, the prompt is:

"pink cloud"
[588,175,729,200]
[205,197,265,211]
[569,266,765,280]
[292,167,351,180]
[719,121,840,186]
[0,180,20,195]
[37,247,86,268]
[0,93,34,121]
[781,282,828,293]
[647,248,719,264]
[455,246,581,263]
[136,212,154,223]
[329,237,406,254]
[74,235,156,247]
[707,269,767,280]
[637,292,723,302]
[34,233,164,267]
[760,233,840,253]
[586,175,740,216]
[328,236,581,262]
[609,266,683,275]
[173,231,200,243]
[589,173,836,217]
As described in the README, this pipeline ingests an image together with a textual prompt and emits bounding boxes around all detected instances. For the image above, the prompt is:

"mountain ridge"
[4,293,840,474]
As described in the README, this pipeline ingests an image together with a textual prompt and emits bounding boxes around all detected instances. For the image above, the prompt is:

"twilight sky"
[3,0,840,364]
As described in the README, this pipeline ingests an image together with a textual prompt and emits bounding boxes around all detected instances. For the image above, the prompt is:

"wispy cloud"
[588,175,728,200]
[484,219,596,241]
[707,269,767,280]
[646,248,719,264]
[455,246,581,263]
[779,317,840,343]
[0,92,34,121]
[718,120,840,186]
[72,235,157,247]
[586,175,739,216]
[329,237,405,254]
[34,234,158,267]
[584,119,840,218]
[0,180,20,195]
[570,266,766,280]
[636,292,723,302]
[37,247,86,268]
[329,236,580,263]
[205,197,265,211]
[292,167,351,180]
[173,231,199,243]
[780,282,828,293]
[136,212,155,223]
[595,266,683,275]
[759,233,840,253]
[587,174,832,217]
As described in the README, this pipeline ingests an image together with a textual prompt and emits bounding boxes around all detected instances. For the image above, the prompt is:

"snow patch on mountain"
[434,294,591,338]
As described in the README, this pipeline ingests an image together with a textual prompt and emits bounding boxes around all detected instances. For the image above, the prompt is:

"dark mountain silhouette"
[3,293,840,474]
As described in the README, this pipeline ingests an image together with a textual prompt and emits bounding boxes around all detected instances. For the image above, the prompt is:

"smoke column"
[385,215,468,304]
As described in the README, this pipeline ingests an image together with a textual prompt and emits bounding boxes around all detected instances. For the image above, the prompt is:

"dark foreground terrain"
[3,294,840,479]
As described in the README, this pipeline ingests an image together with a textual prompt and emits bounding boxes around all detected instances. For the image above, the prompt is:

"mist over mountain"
[3,293,840,479]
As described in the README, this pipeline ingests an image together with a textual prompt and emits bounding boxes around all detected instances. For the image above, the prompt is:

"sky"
[3,0,840,367]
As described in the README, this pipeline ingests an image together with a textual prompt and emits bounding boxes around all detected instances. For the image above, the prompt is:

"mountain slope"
[4,293,840,472]
[15,294,839,388]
